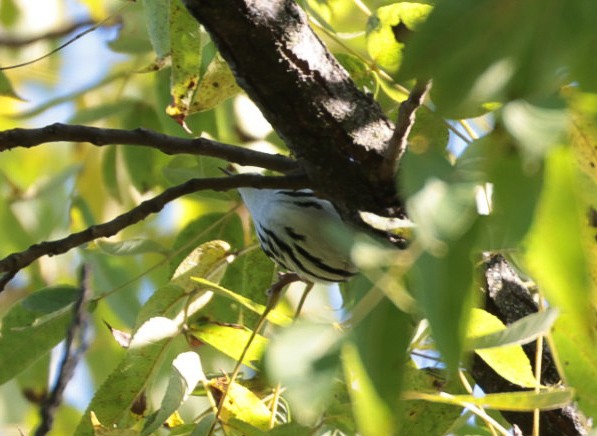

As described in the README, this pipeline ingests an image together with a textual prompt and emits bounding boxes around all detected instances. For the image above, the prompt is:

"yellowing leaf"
[403,388,574,412]
[216,381,271,431]
[366,3,432,75]
[171,240,232,291]
[189,323,267,370]
[467,308,537,388]
[191,277,292,326]
[167,0,202,125]
[189,55,241,113]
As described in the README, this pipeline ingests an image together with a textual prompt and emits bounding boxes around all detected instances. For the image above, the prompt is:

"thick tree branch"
[183,0,402,217]
[382,79,432,180]
[0,123,298,173]
[0,173,309,291]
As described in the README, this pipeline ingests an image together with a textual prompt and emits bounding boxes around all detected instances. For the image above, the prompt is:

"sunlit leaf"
[366,3,433,75]
[468,308,559,350]
[170,213,243,279]
[193,277,292,327]
[404,387,574,412]
[216,381,271,431]
[171,239,232,291]
[188,55,241,113]
[526,147,594,337]
[189,323,267,369]
[466,308,537,388]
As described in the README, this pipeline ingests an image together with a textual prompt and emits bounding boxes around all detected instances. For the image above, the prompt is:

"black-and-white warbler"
[238,188,357,283]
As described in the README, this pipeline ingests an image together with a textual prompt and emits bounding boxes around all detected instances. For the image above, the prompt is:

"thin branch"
[0,11,123,71]
[34,266,92,436]
[0,123,298,173]
[0,19,112,48]
[0,174,309,291]
[381,78,432,180]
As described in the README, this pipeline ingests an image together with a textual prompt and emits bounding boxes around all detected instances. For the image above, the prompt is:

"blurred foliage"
[0,0,595,435]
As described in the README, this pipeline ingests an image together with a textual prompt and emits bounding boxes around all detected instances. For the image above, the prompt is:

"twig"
[0,174,309,291]
[34,265,92,436]
[0,19,113,48]
[381,78,432,180]
[209,272,301,435]
[0,123,298,173]
[0,11,123,71]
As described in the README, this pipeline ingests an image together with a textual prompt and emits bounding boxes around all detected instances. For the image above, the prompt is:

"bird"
[237,187,357,283]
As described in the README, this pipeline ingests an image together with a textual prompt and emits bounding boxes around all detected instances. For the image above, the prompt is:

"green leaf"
[170,213,244,279]
[460,134,544,250]
[526,147,594,340]
[264,321,342,424]
[404,388,574,412]
[141,352,204,435]
[551,313,597,420]
[74,317,182,435]
[219,246,276,324]
[399,0,589,117]
[501,97,569,161]
[188,54,241,113]
[96,238,170,256]
[342,342,394,436]
[107,2,152,54]
[0,0,20,27]
[167,0,202,125]
[218,382,271,431]
[170,240,232,292]
[101,146,122,202]
[466,308,537,388]
[467,308,559,350]
[398,364,465,436]
[352,295,412,412]
[142,0,170,59]
[0,287,79,385]
[193,277,292,327]
[10,165,79,241]
[189,323,267,370]
[366,3,433,75]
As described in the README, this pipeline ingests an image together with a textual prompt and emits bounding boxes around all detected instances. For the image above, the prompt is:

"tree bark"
[183,0,402,218]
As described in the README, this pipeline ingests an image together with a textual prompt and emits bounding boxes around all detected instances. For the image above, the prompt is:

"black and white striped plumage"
[238,188,357,283]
